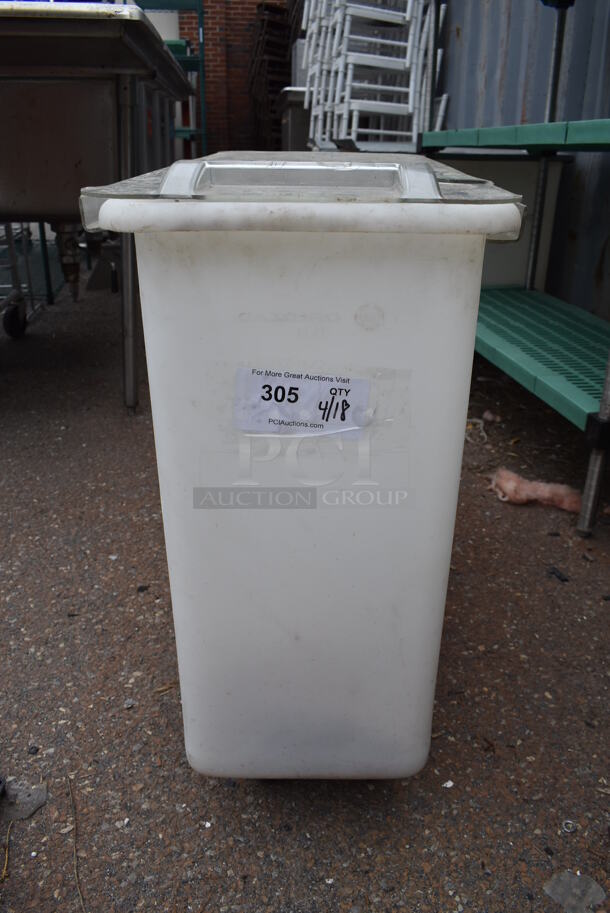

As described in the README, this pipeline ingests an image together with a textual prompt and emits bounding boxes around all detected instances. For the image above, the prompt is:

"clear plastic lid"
[81,152,523,231]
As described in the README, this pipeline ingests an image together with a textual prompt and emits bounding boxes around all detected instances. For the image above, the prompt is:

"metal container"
[0,1,191,222]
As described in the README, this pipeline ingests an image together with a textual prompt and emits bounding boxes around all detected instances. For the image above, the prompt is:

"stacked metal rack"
[250,2,292,149]
[302,0,447,150]
[287,0,306,47]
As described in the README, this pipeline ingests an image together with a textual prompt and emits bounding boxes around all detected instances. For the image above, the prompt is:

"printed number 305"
[261,384,299,403]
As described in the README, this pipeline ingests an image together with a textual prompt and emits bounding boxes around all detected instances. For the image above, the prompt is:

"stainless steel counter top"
[0,2,191,99]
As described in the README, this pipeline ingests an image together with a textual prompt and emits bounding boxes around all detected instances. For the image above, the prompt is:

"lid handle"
[158,159,441,202]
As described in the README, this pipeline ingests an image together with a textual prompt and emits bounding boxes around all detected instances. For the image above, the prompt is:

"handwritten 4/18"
[319,396,350,423]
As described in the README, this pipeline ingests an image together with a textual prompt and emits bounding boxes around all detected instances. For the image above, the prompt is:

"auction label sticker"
[234,367,371,436]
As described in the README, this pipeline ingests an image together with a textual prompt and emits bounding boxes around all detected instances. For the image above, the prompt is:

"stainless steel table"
[0,2,192,409]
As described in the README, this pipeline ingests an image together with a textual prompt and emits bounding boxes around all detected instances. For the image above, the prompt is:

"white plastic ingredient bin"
[81,152,522,779]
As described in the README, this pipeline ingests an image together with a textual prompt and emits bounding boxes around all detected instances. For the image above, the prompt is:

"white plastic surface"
[131,226,496,779]
[97,198,522,239]
[94,166,522,777]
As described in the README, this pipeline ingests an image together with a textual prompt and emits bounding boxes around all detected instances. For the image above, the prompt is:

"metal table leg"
[19,222,35,310]
[577,355,610,536]
[121,233,138,411]
[38,222,54,307]
[151,90,162,170]
[2,223,27,339]
[4,223,22,293]
[119,75,138,411]
[162,95,172,166]
[138,83,149,174]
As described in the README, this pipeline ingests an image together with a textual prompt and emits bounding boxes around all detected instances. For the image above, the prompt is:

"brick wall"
[179,1,261,153]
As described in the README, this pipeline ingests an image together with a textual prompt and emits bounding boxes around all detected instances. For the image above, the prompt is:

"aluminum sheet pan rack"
[287,0,306,46]
[250,1,292,149]
[303,0,447,151]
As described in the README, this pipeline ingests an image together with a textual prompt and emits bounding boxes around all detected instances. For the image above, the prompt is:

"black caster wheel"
[3,305,27,339]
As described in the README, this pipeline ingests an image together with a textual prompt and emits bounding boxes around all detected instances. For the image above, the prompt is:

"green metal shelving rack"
[423,116,610,533]
[423,118,610,153]
[138,0,207,155]
[478,288,610,431]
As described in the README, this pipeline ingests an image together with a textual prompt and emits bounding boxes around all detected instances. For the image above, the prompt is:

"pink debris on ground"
[489,468,582,513]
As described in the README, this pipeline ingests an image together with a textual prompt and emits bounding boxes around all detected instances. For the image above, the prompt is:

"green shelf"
[165,39,189,53]
[476,288,610,430]
[423,119,610,151]
[173,126,202,139]
[171,55,201,72]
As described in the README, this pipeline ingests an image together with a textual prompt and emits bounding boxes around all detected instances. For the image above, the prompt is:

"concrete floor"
[0,279,608,913]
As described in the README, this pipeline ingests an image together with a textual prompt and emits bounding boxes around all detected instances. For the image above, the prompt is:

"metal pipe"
[426,0,438,136]
[152,89,162,170]
[545,7,567,123]
[525,157,549,290]
[20,223,35,309]
[577,356,610,536]
[38,221,54,306]
[119,74,138,412]
[4,223,22,291]
[163,96,172,165]
[3,223,26,331]
[525,5,568,290]
[197,0,207,156]
[121,232,138,410]
[139,83,149,174]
